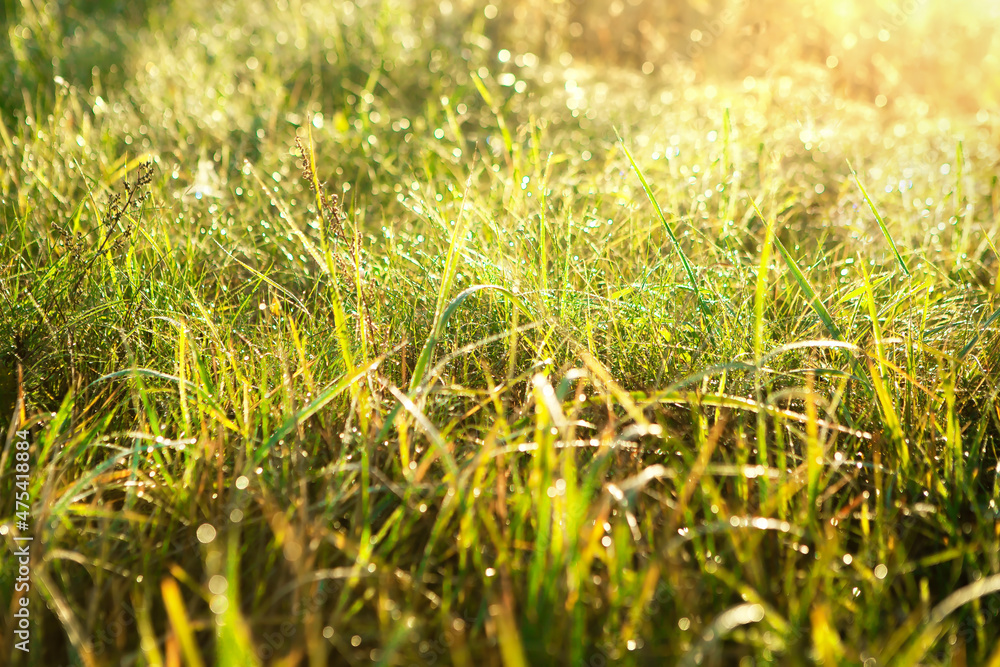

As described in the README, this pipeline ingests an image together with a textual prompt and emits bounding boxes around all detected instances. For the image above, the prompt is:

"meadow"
[1,0,1000,664]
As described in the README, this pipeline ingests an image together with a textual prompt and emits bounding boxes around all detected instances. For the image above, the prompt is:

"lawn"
[2,0,1000,665]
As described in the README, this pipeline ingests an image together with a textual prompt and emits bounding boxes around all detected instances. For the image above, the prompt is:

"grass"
[1,0,1000,665]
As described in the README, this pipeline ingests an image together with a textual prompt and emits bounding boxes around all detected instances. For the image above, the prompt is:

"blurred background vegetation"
[2,0,999,665]
[4,0,999,122]
[492,0,1000,111]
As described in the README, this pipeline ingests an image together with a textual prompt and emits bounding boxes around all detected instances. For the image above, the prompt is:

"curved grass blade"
[387,384,459,481]
[772,237,872,393]
[409,284,532,394]
[748,194,776,497]
[958,304,1000,359]
[616,130,712,328]
[772,235,842,340]
[849,161,911,277]
[49,435,198,516]
[652,391,872,440]
[256,357,382,464]
[655,361,759,396]
[889,573,1000,666]
[88,367,241,434]
[679,603,767,667]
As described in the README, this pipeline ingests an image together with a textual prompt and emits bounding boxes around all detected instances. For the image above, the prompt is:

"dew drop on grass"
[210,595,228,614]
[209,575,228,595]
[196,523,217,544]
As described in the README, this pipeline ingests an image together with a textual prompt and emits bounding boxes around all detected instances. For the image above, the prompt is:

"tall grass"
[2,0,1000,665]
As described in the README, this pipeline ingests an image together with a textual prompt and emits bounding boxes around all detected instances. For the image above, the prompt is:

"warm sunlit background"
[3,1,1000,665]
[4,0,998,128]
[485,0,999,114]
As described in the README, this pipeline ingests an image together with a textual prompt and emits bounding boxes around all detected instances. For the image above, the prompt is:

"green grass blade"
[772,236,873,393]
[387,384,459,481]
[748,195,775,363]
[409,284,532,394]
[748,194,775,500]
[849,162,911,277]
[772,235,842,340]
[958,304,1000,359]
[616,130,711,323]
[256,357,382,464]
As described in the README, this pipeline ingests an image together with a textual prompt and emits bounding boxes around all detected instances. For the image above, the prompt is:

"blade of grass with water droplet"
[773,236,873,395]
[408,174,475,394]
[772,235,842,340]
[748,195,775,500]
[257,357,382,465]
[409,284,532,394]
[850,162,910,277]
[616,130,712,329]
[958,304,1000,359]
